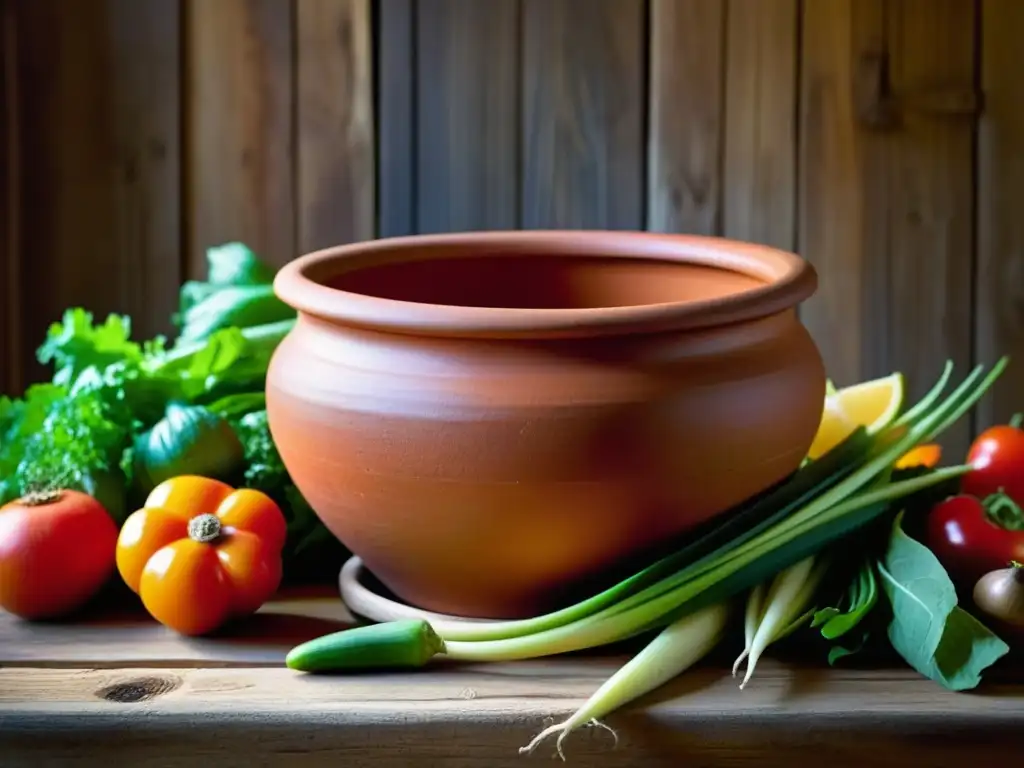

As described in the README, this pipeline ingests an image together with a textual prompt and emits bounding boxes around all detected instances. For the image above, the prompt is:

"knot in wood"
[96,675,181,704]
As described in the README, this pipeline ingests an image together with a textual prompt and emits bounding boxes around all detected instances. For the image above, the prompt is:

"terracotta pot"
[267,231,825,619]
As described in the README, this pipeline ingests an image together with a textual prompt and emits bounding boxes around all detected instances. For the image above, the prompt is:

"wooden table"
[2,587,1024,767]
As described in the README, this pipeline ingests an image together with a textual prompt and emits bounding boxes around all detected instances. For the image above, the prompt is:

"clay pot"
[267,231,825,619]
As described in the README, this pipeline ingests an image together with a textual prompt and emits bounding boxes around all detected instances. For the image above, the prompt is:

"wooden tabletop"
[3,587,1024,768]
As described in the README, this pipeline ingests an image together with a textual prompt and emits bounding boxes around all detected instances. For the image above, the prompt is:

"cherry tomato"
[925,493,1024,589]
[0,489,118,619]
[961,416,1024,505]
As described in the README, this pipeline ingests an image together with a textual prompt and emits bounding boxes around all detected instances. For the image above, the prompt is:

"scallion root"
[519,600,730,760]
[732,582,766,676]
[736,555,829,689]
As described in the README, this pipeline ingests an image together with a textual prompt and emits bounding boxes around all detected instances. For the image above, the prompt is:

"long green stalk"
[426,359,976,644]
[442,359,1006,660]
[444,463,967,662]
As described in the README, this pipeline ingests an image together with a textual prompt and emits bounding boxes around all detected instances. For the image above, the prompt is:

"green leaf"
[819,560,879,640]
[36,309,146,387]
[827,629,870,665]
[176,284,295,344]
[878,511,1009,691]
[206,242,276,286]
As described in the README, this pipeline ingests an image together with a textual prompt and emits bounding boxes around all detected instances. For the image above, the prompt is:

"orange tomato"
[0,489,118,619]
[116,475,287,636]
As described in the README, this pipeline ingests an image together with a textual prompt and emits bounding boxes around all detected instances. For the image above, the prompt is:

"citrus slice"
[807,372,905,460]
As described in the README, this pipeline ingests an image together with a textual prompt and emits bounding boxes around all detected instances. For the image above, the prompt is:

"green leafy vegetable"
[812,556,879,640]
[877,511,1010,691]
[174,242,293,343]
[132,402,245,494]
[0,243,326,582]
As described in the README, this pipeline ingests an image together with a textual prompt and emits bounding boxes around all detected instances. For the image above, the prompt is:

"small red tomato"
[924,493,1024,589]
[0,489,119,619]
[961,416,1024,505]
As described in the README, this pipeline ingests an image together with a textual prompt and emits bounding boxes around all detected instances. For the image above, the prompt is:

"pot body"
[266,304,825,618]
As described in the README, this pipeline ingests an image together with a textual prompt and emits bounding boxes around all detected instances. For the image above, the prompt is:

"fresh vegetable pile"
[287,357,1020,758]
[1,247,1020,759]
[0,243,342,584]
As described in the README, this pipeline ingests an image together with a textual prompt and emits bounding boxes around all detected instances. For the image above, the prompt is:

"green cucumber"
[286,619,447,673]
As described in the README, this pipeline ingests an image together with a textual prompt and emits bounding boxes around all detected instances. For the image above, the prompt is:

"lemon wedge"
[807,372,905,460]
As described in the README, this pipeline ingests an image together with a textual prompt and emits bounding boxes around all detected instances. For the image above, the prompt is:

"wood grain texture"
[0,0,18,395]
[186,0,295,273]
[296,0,375,252]
[12,0,181,384]
[647,0,725,235]
[976,0,1024,428]
[521,0,644,229]
[376,0,415,237]
[416,0,519,233]
[2,594,1023,768]
[799,0,889,388]
[0,590,356,666]
[885,0,977,455]
[2,663,1024,765]
[723,0,799,250]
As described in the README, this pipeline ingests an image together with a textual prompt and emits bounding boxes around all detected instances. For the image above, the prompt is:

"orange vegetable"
[0,489,118,619]
[116,475,287,636]
[895,443,943,470]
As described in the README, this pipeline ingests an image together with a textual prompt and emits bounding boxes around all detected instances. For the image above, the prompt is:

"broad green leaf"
[878,512,1009,691]
[206,242,276,286]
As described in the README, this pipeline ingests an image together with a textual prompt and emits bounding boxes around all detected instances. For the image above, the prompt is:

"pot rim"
[274,230,818,339]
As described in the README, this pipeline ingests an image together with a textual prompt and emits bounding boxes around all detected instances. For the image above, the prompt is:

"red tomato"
[0,489,118,619]
[961,417,1024,505]
[925,493,1024,589]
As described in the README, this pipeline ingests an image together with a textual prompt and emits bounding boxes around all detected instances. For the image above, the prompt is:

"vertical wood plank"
[521,0,644,229]
[14,0,180,383]
[976,0,1024,428]
[296,0,375,252]
[187,0,294,273]
[647,0,725,235]
[799,0,889,389]
[376,0,414,238]
[416,0,519,233]
[723,0,799,250]
[886,0,976,454]
[0,0,19,394]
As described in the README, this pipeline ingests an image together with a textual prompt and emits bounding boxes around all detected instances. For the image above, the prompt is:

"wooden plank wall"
[1,0,1022,459]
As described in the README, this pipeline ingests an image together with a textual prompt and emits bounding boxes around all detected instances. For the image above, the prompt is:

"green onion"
[519,600,731,759]
[734,554,829,688]
[732,582,767,677]
[288,358,1008,757]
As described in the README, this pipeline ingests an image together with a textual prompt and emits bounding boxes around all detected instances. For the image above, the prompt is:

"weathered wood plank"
[376,0,414,237]
[647,0,725,235]
[799,0,889,388]
[521,0,644,229]
[1,663,1023,767]
[885,0,977,455]
[187,0,295,273]
[296,0,375,252]
[416,0,519,233]
[13,0,181,384]
[976,0,1024,429]
[723,0,799,250]
[0,590,354,666]
[0,0,19,395]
